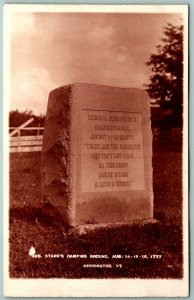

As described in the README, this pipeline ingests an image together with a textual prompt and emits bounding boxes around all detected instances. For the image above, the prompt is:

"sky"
[9,12,183,115]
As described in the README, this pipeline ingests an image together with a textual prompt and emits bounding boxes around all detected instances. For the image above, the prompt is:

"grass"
[9,146,183,278]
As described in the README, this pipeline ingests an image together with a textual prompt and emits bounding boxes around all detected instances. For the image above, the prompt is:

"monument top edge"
[49,82,147,95]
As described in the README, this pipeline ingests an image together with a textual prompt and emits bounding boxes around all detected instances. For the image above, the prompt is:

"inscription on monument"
[81,109,145,192]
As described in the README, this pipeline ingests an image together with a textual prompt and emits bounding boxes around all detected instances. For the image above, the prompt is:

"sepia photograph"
[3,4,188,297]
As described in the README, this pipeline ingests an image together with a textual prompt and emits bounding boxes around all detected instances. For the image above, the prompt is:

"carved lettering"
[81,110,145,192]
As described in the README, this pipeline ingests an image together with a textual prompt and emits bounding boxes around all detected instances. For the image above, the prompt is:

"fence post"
[17,129,21,152]
[37,123,40,136]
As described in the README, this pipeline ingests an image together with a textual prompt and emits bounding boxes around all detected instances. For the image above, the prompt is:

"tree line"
[9,109,45,128]
[145,23,183,128]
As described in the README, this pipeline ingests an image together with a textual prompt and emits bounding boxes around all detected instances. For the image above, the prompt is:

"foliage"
[9,109,45,128]
[145,23,183,127]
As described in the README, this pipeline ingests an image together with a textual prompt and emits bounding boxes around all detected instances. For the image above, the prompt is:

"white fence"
[10,135,43,153]
[9,120,44,153]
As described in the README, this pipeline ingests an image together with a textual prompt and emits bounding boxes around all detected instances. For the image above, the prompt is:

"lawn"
[9,146,183,278]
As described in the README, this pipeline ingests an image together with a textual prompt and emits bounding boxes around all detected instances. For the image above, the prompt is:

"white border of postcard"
[3,4,188,297]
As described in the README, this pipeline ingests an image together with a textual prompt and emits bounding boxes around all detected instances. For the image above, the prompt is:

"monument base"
[67,218,159,237]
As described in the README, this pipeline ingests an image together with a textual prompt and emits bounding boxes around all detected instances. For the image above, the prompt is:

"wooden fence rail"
[9,124,44,152]
[10,135,43,153]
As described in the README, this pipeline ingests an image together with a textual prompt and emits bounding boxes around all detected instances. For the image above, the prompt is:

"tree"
[145,23,183,127]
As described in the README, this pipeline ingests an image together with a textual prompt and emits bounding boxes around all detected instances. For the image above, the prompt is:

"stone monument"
[42,83,153,226]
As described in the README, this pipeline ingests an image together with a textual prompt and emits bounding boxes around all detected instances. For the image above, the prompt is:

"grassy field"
[9,146,183,278]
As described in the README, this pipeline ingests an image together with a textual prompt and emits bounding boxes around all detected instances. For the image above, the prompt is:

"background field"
[9,145,183,278]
